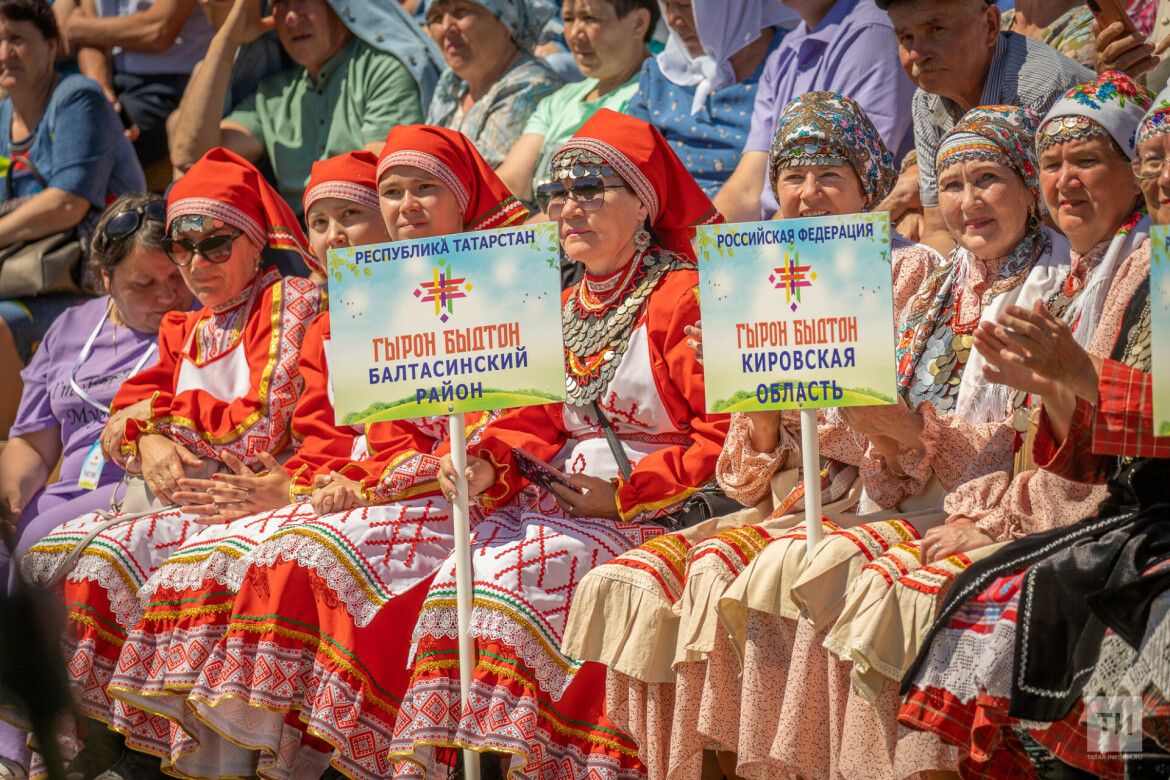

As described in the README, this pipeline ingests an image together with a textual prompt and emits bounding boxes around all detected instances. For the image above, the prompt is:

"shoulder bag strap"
[592,400,633,482]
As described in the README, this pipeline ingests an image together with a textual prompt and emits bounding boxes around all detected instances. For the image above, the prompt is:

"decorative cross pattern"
[414,258,472,323]
[494,524,570,590]
[769,249,817,312]
[367,500,450,568]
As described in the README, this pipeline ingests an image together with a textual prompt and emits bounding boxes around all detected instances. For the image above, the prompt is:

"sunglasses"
[99,199,167,246]
[535,176,628,219]
[162,230,245,267]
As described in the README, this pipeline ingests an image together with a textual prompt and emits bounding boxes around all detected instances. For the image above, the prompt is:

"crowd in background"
[1,0,1169,779]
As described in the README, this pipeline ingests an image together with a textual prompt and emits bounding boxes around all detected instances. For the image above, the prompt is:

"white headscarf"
[656,0,797,114]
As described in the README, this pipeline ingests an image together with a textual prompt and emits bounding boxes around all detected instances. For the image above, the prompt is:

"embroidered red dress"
[388,110,728,780]
[18,148,323,773]
[169,126,531,780]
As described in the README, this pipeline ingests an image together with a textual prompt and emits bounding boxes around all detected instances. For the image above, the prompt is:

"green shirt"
[524,74,641,193]
[226,36,422,213]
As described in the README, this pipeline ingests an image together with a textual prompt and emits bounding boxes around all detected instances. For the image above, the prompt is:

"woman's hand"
[173,451,290,523]
[841,398,925,452]
[100,399,151,468]
[919,518,994,564]
[549,474,619,520]
[745,409,783,452]
[310,472,367,515]
[684,321,703,364]
[138,434,203,504]
[437,453,496,502]
[975,300,1099,401]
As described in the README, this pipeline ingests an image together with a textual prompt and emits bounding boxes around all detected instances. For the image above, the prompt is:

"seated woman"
[89,150,393,778]
[681,86,1151,780]
[387,109,728,780]
[1,195,192,576]
[18,147,322,777]
[739,72,1156,780]
[152,126,529,780]
[495,0,655,206]
[626,0,790,198]
[0,193,189,780]
[0,0,146,436]
[900,83,1170,780]
[557,91,940,780]
[424,0,563,167]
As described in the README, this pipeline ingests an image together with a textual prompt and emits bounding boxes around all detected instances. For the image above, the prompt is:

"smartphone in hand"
[511,448,584,494]
[1085,0,1139,36]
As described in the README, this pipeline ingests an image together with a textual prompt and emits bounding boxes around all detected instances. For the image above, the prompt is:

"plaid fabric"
[1093,358,1170,458]
[1033,398,1103,483]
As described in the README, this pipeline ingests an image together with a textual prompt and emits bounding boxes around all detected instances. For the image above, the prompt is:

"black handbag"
[592,401,740,529]
[0,157,85,298]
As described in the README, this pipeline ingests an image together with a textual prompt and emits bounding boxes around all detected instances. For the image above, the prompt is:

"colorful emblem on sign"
[769,249,817,312]
[414,258,473,322]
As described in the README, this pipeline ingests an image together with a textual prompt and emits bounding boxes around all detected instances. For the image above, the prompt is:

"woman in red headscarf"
[18,148,323,775]
[165,126,530,780]
[90,151,400,777]
[388,110,728,780]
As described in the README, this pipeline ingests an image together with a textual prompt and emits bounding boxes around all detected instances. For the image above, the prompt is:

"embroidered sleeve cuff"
[614,479,696,524]
[1032,399,1092,473]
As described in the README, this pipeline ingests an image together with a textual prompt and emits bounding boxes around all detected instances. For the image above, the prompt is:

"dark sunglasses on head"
[162,230,245,267]
[100,199,168,245]
[535,176,628,217]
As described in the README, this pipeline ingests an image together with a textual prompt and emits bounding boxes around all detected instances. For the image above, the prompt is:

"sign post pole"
[800,408,824,554]
[448,412,480,780]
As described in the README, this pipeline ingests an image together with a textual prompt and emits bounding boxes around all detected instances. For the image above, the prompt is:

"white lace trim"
[243,531,386,628]
[1122,598,1170,701]
[410,605,582,700]
[67,552,146,629]
[139,548,241,604]
[911,615,1019,703]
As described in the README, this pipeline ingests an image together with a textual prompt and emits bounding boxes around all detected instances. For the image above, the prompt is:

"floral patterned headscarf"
[936,105,1042,206]
[1037,71,1152,159]
[1137,83,1170,147]
[767,91,897,211]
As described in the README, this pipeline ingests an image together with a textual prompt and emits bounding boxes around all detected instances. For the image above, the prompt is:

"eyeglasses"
[162,230,244,267]
[98,199,167,247]
[535,177,629,219]
[1132,155,1170,180]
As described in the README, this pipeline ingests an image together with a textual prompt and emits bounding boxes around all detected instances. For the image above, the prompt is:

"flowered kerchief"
[936,105,1042,204]
[1038,71,1152,159]
[1137,83,1170,148]
[768,91,897,211]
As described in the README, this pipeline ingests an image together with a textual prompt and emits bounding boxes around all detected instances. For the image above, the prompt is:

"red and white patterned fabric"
[20,268,321,774]
[115,126,533,779]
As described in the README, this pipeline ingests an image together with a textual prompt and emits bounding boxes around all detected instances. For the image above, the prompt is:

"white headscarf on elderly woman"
[1035,70,1153,349]
[657,0,797,114]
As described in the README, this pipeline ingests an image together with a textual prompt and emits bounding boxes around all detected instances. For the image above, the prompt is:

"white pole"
[800,408,824,554]
[448,412,480,780]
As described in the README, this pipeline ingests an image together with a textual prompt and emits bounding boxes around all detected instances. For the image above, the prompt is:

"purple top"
[743,0,915,217]
[11,296,157,501]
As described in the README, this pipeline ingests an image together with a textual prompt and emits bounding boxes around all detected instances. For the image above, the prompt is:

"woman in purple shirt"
[0,194,190,780]
[0,194,191,573]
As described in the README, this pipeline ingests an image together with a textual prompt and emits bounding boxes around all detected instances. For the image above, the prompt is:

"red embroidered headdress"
[376,125,529,231]
[549,109,723,259]
[168,147,318,273]
[303,150,380,214]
